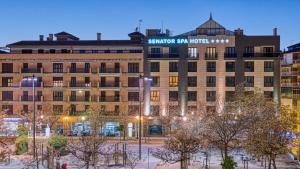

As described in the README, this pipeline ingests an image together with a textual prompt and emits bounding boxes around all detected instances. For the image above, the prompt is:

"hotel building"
[281,43,300,132]
[0,15,280,137]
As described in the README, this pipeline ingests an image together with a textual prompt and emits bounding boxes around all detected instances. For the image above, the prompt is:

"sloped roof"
[176,14,234,37]
[197,14,225,30]
[54,31,79,40]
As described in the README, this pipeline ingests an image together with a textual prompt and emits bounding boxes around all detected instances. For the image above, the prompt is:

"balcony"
[100,96,120,102]
[243,53,280,58]
[148,53,179,58]
[20,95,43,102]
[21,68,42,73]
[187,53,199,59]
[102,110,120,116]
[99,82,120,88]
[69,82,91,88]
[224,53,237,58]
[69,68,90,73]
[21,82,43,87]
[69,96,90,102]
[205,53,218,60]
[99,68,120,74]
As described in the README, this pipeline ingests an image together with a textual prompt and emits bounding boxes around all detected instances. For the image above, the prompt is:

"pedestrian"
[56,158,61,169]
[62,162,67,169]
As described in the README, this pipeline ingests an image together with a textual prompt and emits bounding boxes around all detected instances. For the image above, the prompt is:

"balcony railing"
[147,53,179,58]
[21,68,42,73]
[69,96,90,102]
[205,53,218,60]
[100,96,120,102]
[224,53,237,58]
[99,82,120,88]
[102,111,120,116]
[99,68,120,73]
[21,82,43,87]
[69,68,90,73]
[243,53,280,58]
[21,95,43,101]
[69,82,91,88]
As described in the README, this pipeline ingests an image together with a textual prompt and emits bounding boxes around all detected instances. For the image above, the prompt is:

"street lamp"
[138,75,152,160]
[21,75,37,158]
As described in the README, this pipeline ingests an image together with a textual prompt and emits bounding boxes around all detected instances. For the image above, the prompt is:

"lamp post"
[138,75,152,160]
[22,75,37,158]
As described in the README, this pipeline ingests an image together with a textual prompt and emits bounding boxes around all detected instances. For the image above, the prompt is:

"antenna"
[209,12,213,20]
[138,19,143,32]
[161,20,164,33]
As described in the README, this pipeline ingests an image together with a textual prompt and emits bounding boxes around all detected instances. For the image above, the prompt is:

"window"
[23,105,29,113]
[207,62,216,72]
[206,106,216,113]
[150,48,161,54]
[225,47,236,57]
[188,48,198,58]
[128,77,139,87]
[264,76,274,87]
[226,62,235,72]
[206,91,216,102]
[245,76,254,87]
[128,105,139,116]
[226,76,235,87]
[53,105,63,114]
[151,76,160,87]
[128,63,139,73]
[49,49,56,53]
[2,91,13,101]
[205,47,217,59]
[169,91,178,101]
[264,91,273,99]
[2,63,13,73]
[264,61,274,72]
[61,49,70,53]
[38,49,44,53]
[169,105,180,116]
[244,62,254,72]
[2,105,13,115]
[169,76,178,87]
[53,77,63,87]
[53,63,63,73]
[128,92,139,101]
[263,47,274,53]
[169,62,178,72]
[53,91,63,101]
[188,91,197,101]
[188,62,197,72]
[150,91,160,101]
[150,105,160,116]
[207,76,216,87]
[187,106,197,115]
[37,105,42,111]
[2,77,13,87]
[225,91,235,102]
[21,49,32,54]
[244,46,254,53]
[188,77,197,87]
[150,62,160,72]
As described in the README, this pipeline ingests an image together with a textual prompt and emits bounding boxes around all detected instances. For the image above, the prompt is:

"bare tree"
[125,150,141,169]
[244,105,295,169]
[152,122,202,169]
[67,136,106,169]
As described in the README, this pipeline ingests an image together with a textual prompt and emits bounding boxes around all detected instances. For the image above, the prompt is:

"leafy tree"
[48,134,67,151]
[221,156,237,169]
[16,135,28,155]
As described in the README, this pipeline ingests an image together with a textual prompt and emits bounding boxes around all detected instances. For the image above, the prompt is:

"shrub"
[17,125,29,136]
[48,134,67,150]
[15,136,28,155]
[221,156,237,169]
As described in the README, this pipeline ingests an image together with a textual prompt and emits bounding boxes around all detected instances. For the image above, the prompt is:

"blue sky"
[0,0,299,50]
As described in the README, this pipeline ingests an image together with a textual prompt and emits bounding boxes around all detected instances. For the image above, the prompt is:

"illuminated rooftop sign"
[148,38,229,45]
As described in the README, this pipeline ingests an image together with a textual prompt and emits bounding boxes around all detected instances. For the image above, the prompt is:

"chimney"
[234,28,244,36]
[166,29,171,36]
[39,35,44,41]
[273,28,278,36]
[47,34,54,41]
[96,32,101,41]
